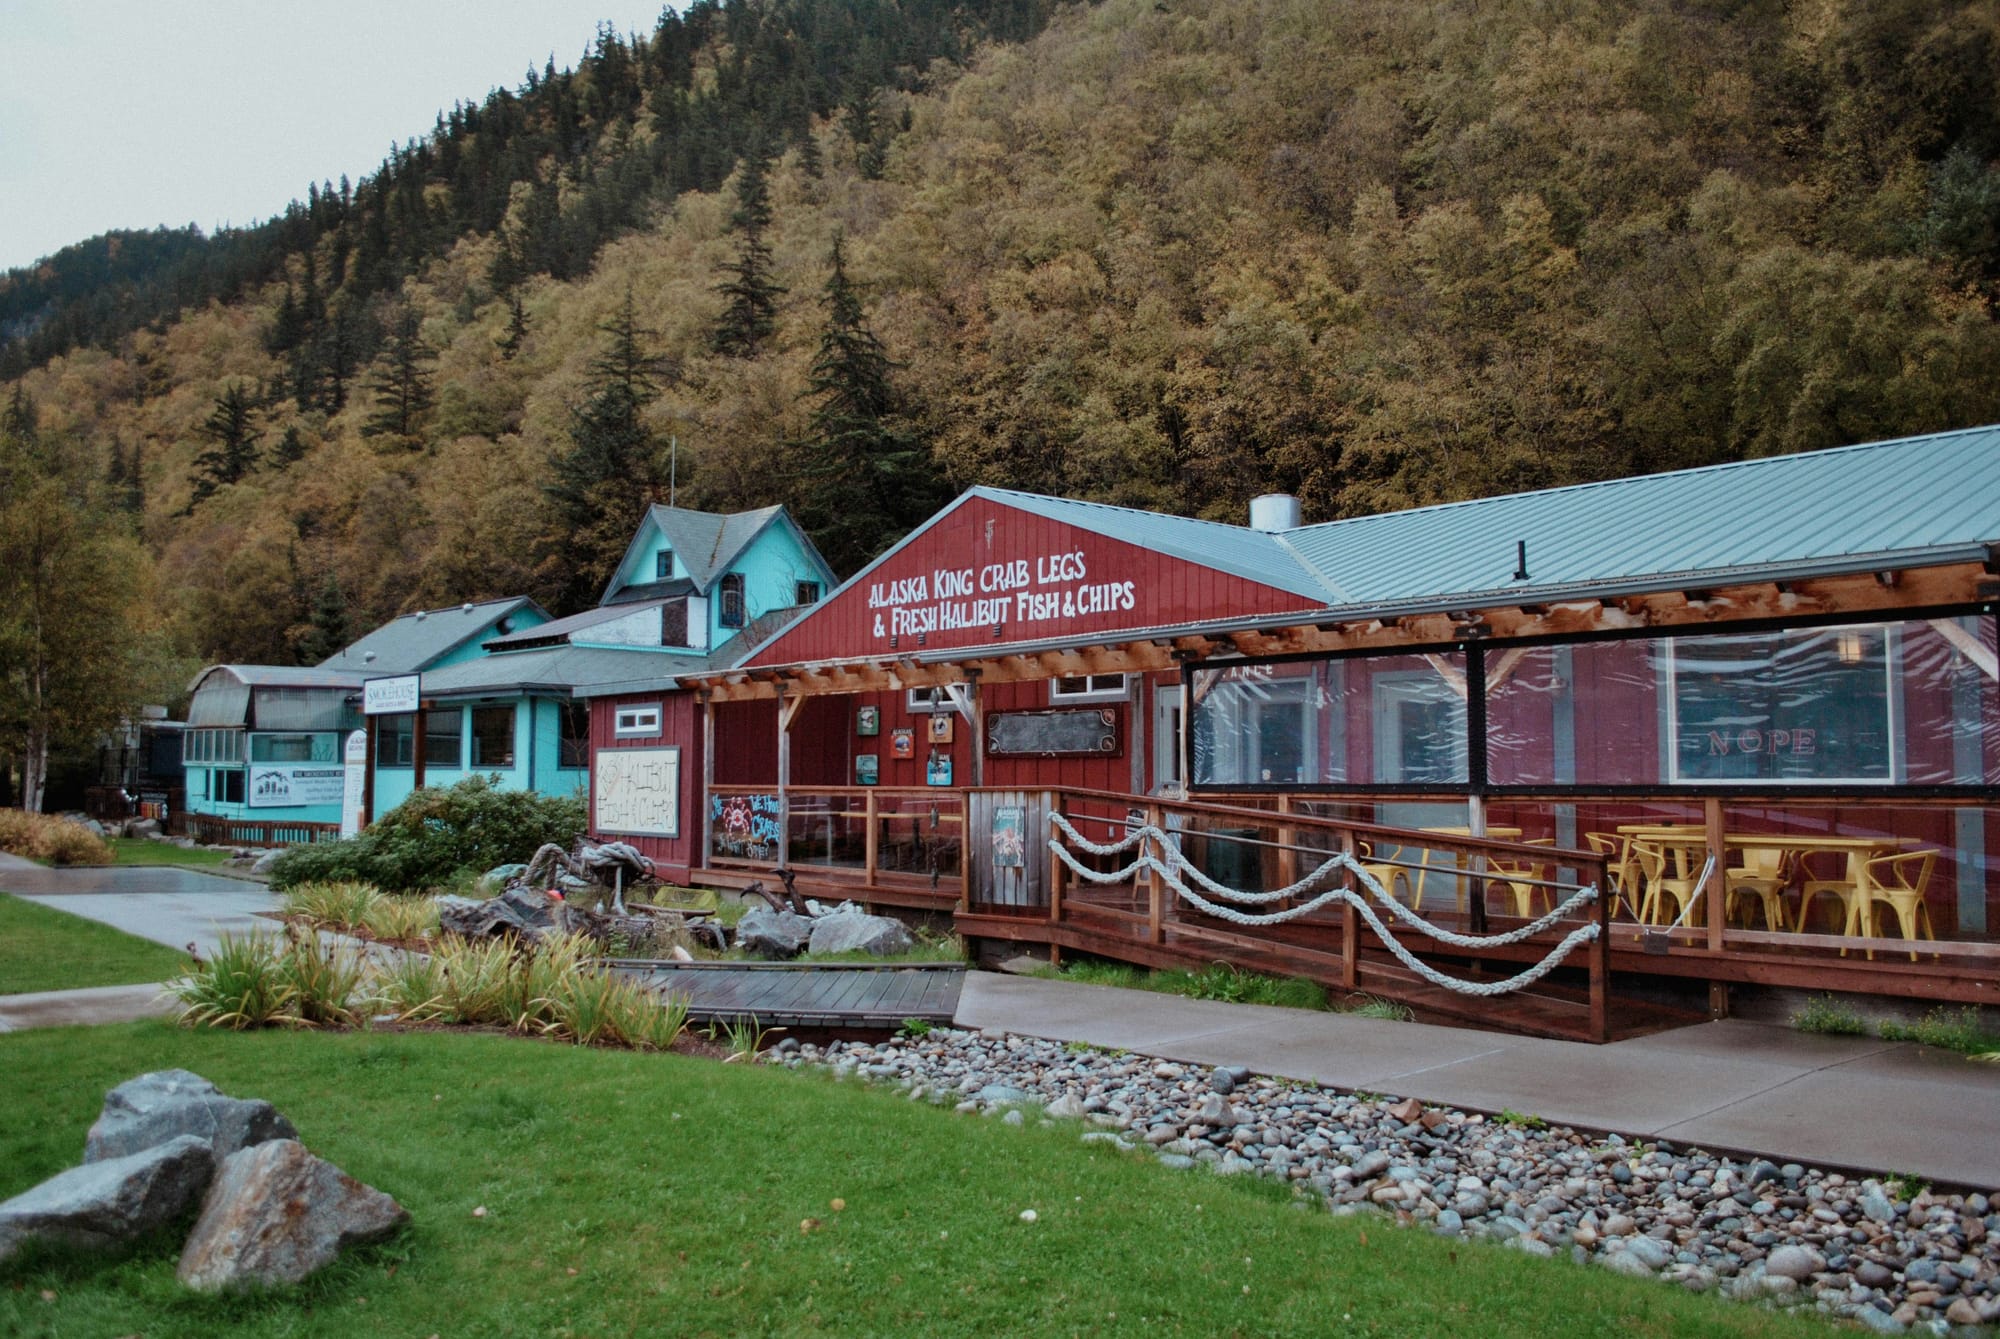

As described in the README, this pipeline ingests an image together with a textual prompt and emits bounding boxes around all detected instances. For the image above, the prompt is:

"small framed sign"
[926,753,953,786]
[856,705,880,736]
[928,712,955,744]
[891,727,915,759]
[855,753,879,785]
[363,674,420,716]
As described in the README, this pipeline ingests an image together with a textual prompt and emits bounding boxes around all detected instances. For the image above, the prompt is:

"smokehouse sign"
[867,550,1136,643]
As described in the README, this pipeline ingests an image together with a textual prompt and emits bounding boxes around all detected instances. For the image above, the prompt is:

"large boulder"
[0,1134,215,1266]
[807,906,915,957]
[438,886,559,940]
[736,907,813,959]
[86,1069,296,1165]
[124,818,162,839]
[249,848,286,875]
[177,1139,408,1291]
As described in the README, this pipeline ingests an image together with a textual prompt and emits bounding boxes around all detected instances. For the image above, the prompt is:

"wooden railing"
[707,785,966,901]
[178,813,342,849]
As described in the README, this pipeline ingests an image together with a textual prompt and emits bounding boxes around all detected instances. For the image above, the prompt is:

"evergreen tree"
[497,292,529,360]
[541,290,670,610]
[792,234,940,573]
[361,307,437,445]
[710,146,785,357]
[123,438,145,514]
[272,425,309,466]
[294,572,352,665]
[185,383,260,511]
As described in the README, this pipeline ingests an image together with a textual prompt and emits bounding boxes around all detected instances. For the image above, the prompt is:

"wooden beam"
[1929,617,1999,682]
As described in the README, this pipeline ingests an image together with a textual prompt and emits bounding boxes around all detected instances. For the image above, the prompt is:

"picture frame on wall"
[891,727,914,759]
[926,752,953,786]
[856,706,880,737]
[928,712,954,744]
[855,753,879,785]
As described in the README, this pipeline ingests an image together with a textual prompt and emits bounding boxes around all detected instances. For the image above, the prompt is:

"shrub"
[363,895,441,944]
[374,951,450,1023]
[0,809,113,866]
[432,935,523,1027]
[275,930,369,1028]
[282,880,382,929]
[1878,1005,2000,1056]
[268,776,587,892]
[1793,993,1869,1037]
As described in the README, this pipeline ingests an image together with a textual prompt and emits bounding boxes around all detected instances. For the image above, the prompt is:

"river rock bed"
[769,1029,2000,1334]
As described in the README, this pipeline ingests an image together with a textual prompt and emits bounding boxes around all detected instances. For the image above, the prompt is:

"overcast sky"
[0,1,669,271]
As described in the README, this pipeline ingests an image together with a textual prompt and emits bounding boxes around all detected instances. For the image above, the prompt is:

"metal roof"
[968,487,1337,602]
[484,599,668,648]
[416,645,717,699]
[189,665,366,692]
[600,503,827,603]
[317,597,545,674]
[1277,422,2000,611]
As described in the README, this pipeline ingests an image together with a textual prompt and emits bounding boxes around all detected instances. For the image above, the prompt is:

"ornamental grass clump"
[373,951,450,1023]
[275,929,370,1028]
[0,809,113,866]
[363,894,441,945]
[431,935,522,1027]
[283,879,382,930]
[167,932,293,1029]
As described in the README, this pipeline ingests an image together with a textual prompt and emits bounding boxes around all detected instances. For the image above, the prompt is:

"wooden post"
[776,693,793,871]
[966,670,985,788]
[1046,791,1065,929]
[412,706,428,796]
[1276,794,1299,894]
[1146,802,1165,945]
[1704,796,1727,950]
[864,787,879,885]
[699,695,716,870]
[1588,849,1612,1042]
[1340,829,1360,992]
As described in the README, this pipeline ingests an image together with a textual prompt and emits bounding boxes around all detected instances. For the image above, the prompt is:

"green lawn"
[106,837,232,869]
[0,894,192,995]
[0,1023,1835,1339]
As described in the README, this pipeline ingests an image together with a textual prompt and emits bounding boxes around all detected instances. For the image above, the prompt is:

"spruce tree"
[295,572,352,665]
[793,233,939,573]
[185,383,261,510]
[361,308,437,446]
[272,425,309,466]
[710,147,785,357]
[542,290,670,610]
[497,292,529,360]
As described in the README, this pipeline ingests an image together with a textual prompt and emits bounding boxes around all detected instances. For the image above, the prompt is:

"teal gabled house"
[374,504,836,818]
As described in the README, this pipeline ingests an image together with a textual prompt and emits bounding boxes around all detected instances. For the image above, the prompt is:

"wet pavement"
[0,852,281,959]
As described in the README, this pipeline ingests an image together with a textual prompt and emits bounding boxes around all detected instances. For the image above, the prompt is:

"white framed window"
[614,703,663,738]
[654,549,674,580]
[906,686,950,713]
[1050,673,1129,703]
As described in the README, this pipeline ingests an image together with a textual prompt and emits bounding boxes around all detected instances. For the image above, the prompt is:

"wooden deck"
[610,959,966,1028]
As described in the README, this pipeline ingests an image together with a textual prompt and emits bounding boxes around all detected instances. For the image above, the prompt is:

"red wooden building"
[591,428,2000,1033]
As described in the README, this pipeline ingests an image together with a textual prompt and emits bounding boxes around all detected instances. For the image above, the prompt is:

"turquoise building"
[181,504,832,840]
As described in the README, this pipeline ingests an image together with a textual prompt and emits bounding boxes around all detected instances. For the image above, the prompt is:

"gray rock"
[1862,1188,1898,1224]
[480,863,528,892]
[250,848,286,876]
[1044,1094,1087,1120]
[975,1084,1033,1105]
[1766,1244,1826,1281]
[1857,1260,1896,1288]
[0,1134,214,1264]
[736,907,813,959]
[1209,1070,1236,1095]
[177,1140,407,1291]
[1600,1248,1657,1277]
[1622,1235,1674,1270]
[124,818,162,839]
[807,908,914,957]
[1855,1305,1907,1334]
[85,1069,296,1165]
[1351,1150,1391,1180]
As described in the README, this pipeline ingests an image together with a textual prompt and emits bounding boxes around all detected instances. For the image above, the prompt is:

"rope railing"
[1046,811,1602,999]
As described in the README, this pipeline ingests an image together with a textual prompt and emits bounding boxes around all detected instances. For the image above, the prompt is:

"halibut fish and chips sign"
[866,550,1136,643]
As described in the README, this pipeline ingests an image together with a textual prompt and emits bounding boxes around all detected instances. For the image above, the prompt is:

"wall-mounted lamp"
[1835,629,1867,665]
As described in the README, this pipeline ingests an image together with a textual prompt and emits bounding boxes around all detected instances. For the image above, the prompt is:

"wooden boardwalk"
[609,960,966,1028]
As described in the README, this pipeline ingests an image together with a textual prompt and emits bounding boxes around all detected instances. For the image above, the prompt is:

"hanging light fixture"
[1835,628,1867,665]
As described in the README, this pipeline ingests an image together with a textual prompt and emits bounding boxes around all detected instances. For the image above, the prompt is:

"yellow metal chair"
[1487,838,1557,919]
[1354,842,1413,906]
[1631,840,1704,927]
[1863,849,1938,961]
[1583,832,1641,920]
[1795,851,1868,938]
[1725,845,1793,932]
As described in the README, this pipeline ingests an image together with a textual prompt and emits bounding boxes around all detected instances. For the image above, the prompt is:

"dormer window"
[719,573,745,628]
[796,581,821,606]
[655,549,674,580]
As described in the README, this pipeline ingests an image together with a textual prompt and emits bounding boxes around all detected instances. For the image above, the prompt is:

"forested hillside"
[3,0,1998,694]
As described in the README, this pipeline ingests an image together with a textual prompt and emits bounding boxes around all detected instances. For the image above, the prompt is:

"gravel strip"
[769,1028,2000,1334]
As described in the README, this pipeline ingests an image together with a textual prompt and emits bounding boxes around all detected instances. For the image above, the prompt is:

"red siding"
[588,692,704,883]
[747,495,1319,667]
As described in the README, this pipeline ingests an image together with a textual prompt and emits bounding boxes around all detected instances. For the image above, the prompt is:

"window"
[424,708,463,768]
[906,686,952,713]
[213,768,245,805]
[615,704,662,738]
[1667,626,1894,784]
[559,703,590,768]
[1050,673,1129,703]
[249,732,333,763]
[378,714,414,768]
[796,581,821,606]
[470,707,515,768]
[719,573,745,628]
[182,729,244,765]
[655,549,674,580]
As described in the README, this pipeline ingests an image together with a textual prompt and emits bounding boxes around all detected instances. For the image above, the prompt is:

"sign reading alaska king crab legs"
[866,551,1137,643]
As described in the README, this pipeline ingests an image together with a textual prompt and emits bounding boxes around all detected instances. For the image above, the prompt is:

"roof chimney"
[1248,494,1301,532]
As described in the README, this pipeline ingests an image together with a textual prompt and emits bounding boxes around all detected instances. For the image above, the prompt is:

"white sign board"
[248,764,347,809]
[593,747,681,838]
[340,729,368,836]
[363,674,421,715]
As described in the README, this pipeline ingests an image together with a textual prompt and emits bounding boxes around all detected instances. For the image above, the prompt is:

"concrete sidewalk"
[956,972,2000,1191]
[1,851,282,960]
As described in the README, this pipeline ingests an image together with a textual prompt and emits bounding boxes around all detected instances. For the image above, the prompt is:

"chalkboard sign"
[986,707,1119,757]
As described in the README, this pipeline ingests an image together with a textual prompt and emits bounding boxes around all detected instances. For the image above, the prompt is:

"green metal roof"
[1277,422,2000,614]
[317,597,545,674]
[416,645,716,699]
